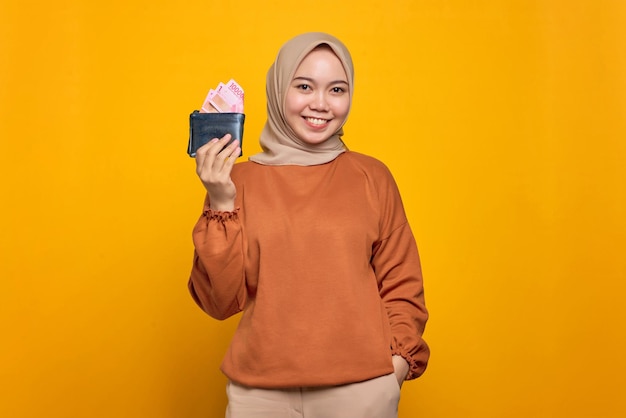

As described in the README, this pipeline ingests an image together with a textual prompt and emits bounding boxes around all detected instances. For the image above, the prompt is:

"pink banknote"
[200,79,244,113]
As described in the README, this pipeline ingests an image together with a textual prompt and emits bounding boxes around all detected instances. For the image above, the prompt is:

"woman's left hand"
[392,355,410,388]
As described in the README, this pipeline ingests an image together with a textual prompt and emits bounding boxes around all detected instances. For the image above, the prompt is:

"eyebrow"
[292,76,349,85]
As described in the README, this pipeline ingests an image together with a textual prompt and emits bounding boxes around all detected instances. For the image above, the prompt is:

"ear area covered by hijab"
[249,32,354,166]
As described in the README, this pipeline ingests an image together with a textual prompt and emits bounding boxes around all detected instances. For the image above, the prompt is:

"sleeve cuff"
[202,207,240,222]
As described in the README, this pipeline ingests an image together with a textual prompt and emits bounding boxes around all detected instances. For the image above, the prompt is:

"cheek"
[331,97,351,118]
[285,92,305,115]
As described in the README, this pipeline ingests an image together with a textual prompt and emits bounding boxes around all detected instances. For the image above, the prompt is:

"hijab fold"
[249,32,354,166]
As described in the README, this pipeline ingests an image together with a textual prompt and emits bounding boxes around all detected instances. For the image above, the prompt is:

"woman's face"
[284,47,350,146]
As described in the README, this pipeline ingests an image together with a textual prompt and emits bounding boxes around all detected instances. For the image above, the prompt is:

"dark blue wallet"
[187,110,245,157]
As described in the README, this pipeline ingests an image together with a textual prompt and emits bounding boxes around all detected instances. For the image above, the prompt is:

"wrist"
[392,355,410,380]
[209,202,235,211]
[207,193,236,212]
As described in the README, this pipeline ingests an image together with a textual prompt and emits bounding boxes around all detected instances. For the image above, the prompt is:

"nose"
[309,91,329,111]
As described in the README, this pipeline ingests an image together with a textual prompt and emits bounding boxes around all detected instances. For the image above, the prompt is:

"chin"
[296,129,337,146]
[301,136,332,146]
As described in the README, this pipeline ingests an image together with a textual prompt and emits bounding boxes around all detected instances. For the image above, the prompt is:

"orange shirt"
[189,151,429,388]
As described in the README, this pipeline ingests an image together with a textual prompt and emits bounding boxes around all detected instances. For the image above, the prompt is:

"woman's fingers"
[195,134,229,163]
[195,137,219,176]
[218,139,241,170]
[195,134,236,174]
[194,134,240,205]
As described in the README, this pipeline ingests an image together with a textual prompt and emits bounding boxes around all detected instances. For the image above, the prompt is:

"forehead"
[294,47,347,78]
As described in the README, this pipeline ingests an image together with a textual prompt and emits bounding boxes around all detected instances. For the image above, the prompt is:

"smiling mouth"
[304,117,330,126]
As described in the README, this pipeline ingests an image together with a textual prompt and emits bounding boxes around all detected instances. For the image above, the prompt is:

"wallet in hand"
[187,110,245,157]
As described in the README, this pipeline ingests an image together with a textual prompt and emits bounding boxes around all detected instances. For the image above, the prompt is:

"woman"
[189,32,429,418]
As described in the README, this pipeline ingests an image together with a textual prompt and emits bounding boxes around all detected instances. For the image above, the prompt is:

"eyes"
[295,83,347,94]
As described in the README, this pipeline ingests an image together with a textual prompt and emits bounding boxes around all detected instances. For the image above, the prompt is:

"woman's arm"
[189,134,246,319]
[373,221,430,380]
[371,165,430,380]
[188,207,247,320]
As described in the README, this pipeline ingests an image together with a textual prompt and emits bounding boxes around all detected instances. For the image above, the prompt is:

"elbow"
[188,279,242,320]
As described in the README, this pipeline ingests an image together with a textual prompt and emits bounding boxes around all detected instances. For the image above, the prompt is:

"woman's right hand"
[195,134,241,211]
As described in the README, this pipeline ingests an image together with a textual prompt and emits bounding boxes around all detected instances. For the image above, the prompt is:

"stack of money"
[200,79,244,113]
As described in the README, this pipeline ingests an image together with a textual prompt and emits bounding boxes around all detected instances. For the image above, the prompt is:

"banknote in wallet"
[200,79,244,113]
[188,79,245,157]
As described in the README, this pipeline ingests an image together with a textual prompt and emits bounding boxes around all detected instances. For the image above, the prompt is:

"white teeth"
[306,117,328,126]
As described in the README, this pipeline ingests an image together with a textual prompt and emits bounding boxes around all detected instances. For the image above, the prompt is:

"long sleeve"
[188,203,247,320]
[371,168,430,380]
[373,223,429,379]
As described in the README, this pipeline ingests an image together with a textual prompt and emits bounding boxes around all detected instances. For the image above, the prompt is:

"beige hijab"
[249,32,354,166]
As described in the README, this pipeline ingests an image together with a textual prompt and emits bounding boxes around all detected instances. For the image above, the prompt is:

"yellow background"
[1,0,625,417]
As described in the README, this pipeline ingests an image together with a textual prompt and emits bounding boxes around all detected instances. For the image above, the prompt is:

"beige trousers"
[225,373,400,418]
